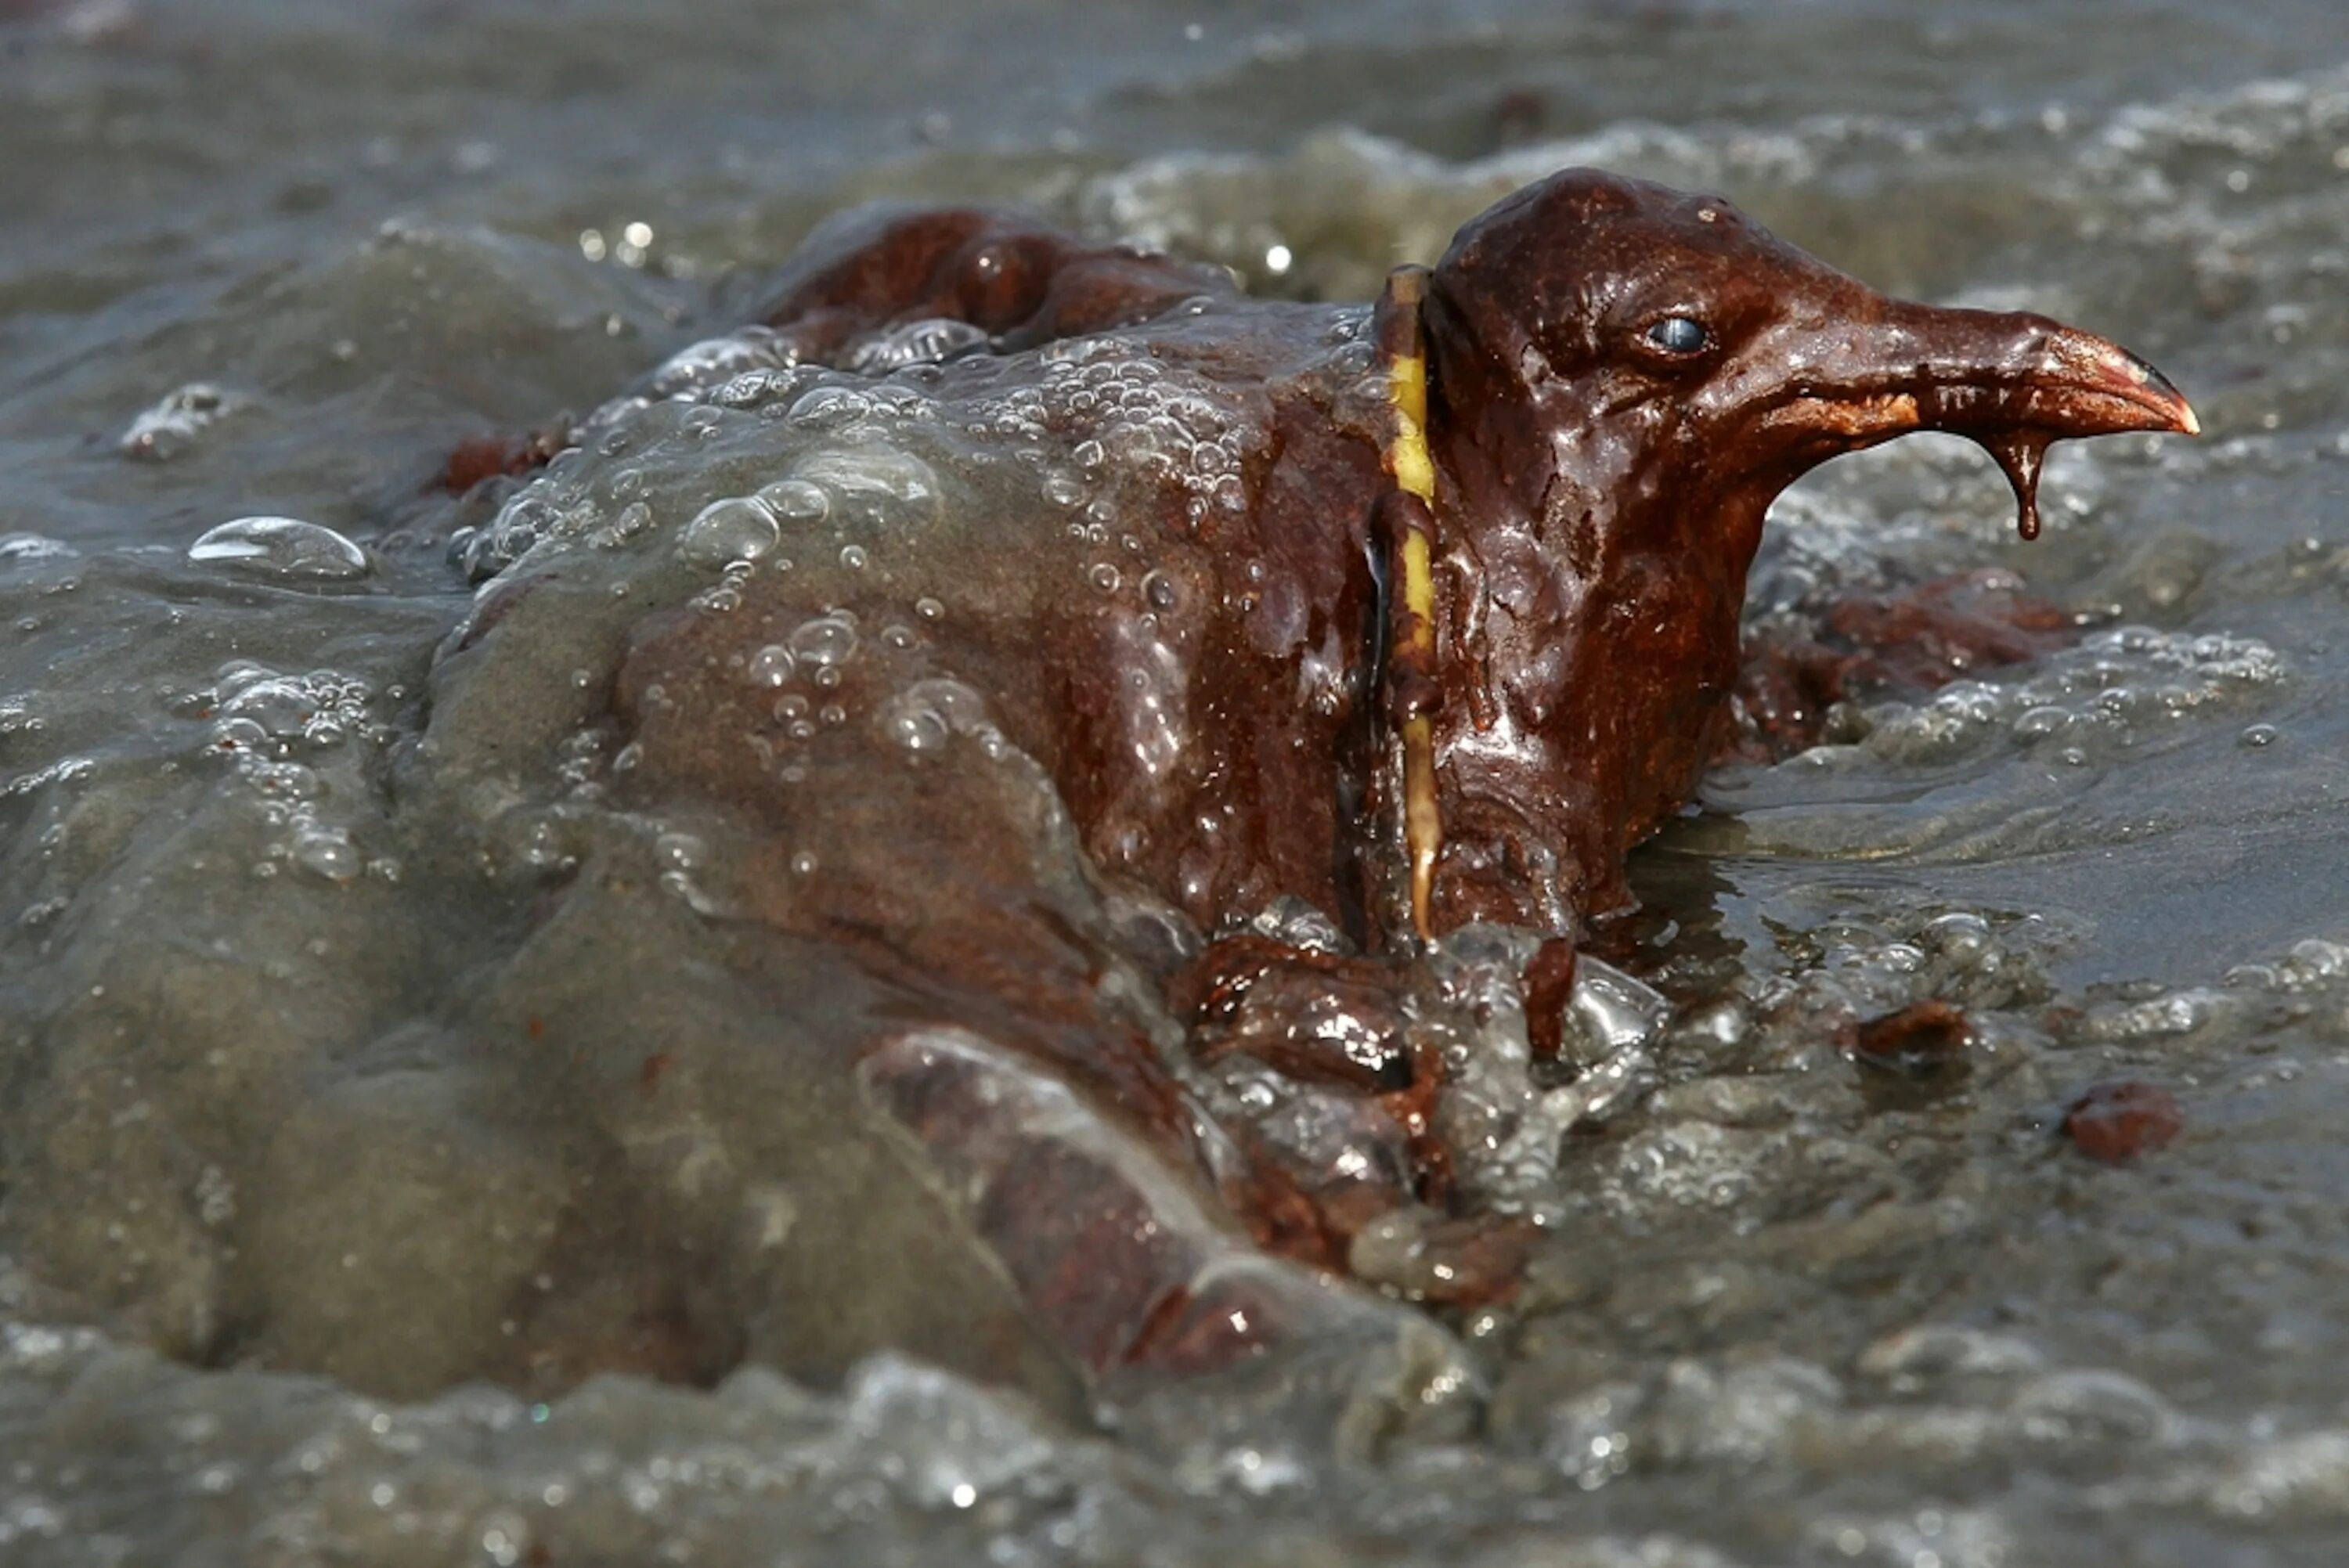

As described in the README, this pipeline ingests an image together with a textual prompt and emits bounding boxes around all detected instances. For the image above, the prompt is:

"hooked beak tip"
[2103,343,2200,437]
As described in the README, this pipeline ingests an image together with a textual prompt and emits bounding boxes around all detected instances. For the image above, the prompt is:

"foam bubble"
[189,517,370,581]
[647,327,798,398]
[679,496,781,568]
[877,678,994,758]
[843,317,991,374]
[0,534,75,564]
[458,493,568,582]
[794,448,940,531]
[786,386,876,432]
[756,478,831,525]
[788,611,858,669]
[1859,625,2287,764]
[291,826,362,883]
[745,645,797,687]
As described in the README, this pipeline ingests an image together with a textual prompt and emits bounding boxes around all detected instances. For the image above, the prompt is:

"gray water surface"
[6,2,2349,1565]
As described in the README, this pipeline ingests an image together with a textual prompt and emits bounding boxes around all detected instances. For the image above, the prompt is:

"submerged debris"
[121,382,244,461]
[2064,1080,2185,1162]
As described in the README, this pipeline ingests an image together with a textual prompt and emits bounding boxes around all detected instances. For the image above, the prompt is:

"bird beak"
[1752,299,2199,539]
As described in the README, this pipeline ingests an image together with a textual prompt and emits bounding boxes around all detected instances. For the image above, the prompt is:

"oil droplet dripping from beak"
[1983,428,2053,542]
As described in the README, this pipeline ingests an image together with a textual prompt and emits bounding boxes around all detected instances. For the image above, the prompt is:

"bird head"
[1425,168,2196,558]
[1411,168,2196,929]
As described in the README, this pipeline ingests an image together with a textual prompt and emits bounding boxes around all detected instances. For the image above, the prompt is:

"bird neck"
[1413,308,1768,929]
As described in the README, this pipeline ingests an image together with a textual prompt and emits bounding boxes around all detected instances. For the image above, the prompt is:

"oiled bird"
[438,168,2196,1372]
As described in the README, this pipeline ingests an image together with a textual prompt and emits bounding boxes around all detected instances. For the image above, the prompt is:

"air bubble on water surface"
[0,533,75,563]
[583,392,651,433]
[1860,625,2287,764]
[713,369,792,409]
[756,478,830,526]
[839,544,868,571]
[648,327,798,398]
[679,497,781,568]
[843,316,990,375]
[208,665,374,754]
[189,517,370,581]
[2012,705,2071,740]
[460,493,565,581]
[220,679,318,742]
[794,447,940,530]
[786,386,876,432]
[1570,957,1672,1055]
[875,678,990,759]
[1922,911,1994,964]
[788,611,858,669]
[884,704,951,754]
[291,826,361,883]
[654,831,704,872]
[745,645,797,687]
[601,501,655,547]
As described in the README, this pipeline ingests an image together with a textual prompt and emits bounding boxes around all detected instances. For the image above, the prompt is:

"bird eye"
[1644,315,1710,355]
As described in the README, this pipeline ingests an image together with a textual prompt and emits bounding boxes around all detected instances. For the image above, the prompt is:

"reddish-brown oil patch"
[1842,999,1977,1110]
[1161,937,1533,1308]
[1850,999,1975,1076]
[638,1051,673,1095]
[1171,935,1469,1209]
[1723,570,2078,763]
[1170,935,1413,1093]
[1380,1033,1456,1210]
[2064,1080,2184,1162]
[436,428,565,494]
[1520,937,1580,1065]
[1117,1271,1294,1375]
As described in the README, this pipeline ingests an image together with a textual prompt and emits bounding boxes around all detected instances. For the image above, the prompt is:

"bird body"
[434,168,2196,1367]
[653,169,2196,954]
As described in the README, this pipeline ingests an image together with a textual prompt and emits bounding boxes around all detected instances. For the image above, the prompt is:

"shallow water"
[9,1,2349,1563]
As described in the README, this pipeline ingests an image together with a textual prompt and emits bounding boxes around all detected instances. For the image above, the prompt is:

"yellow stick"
[1375,265,1442,944]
